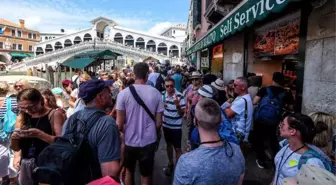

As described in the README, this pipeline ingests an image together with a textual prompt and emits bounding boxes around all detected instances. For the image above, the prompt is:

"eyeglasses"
[165,85,174,88]
[192,78,200,81]
[233,83,240,87]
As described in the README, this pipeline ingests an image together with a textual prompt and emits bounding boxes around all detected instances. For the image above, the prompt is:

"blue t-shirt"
[62,107,121,163]
[173,142,245,185]
[172,74,182,93]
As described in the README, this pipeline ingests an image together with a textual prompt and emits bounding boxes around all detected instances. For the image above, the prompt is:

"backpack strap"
[129,85,156,122]
[48,109,57,135]
[266,86,285,102]
[67,111,105,137]
[242,97,248,135]
[299,148,333,173]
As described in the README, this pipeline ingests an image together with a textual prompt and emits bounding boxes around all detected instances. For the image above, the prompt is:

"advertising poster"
[253,11,301,56]
[254,30,276,56]
[274,18,300,55]
[211,44,223,74]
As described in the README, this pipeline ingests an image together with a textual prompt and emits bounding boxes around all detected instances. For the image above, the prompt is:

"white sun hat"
[282,164,336,185]
[197,85,214,98]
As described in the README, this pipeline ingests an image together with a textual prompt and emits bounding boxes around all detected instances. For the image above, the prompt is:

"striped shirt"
[162,90,186,129]
[0,96,18,120]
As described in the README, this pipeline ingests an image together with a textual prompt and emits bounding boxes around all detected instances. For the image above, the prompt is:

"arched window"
[64,39,72,47]
[74,36,82,45]
[169,45,179,57]
[158,43,168,55]
[146,40,156,52]
[135,37,145,49]
[114,33,123,44]
[54,42,63,50]
[45,44,53,53]
[125,35,134,46]
[83,33,92,42]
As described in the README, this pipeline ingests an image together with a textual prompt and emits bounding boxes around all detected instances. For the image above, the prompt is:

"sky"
[0,0,190,35]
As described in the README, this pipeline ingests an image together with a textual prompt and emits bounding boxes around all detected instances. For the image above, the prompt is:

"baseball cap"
[198,85,214,98]
[78,80,114,103]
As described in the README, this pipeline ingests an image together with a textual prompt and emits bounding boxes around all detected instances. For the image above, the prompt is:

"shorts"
[124,142,156,177]
[163,127,182,149]
[0,149,9,177]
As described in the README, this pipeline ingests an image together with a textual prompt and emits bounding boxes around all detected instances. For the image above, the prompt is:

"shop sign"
[186,0,300,55]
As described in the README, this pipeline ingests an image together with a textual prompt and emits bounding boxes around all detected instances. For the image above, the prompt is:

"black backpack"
[34,111,105,185]
[72,76,79,90]
[155,74,164,92]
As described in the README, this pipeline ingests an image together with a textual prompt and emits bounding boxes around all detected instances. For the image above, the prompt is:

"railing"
[23,39,173,61]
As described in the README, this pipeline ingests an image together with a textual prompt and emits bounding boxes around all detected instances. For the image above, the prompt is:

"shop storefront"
[186,0,311,112]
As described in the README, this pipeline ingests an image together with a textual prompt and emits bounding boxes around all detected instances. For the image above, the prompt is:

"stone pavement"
[134,119,274,185]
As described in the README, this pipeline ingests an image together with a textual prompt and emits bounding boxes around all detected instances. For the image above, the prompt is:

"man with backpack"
[36,80,121,185]
[223,77,253,144]
[116,62,164,185]
[71,69,81,90]
[253,72,294,169]
[148,66,165,92]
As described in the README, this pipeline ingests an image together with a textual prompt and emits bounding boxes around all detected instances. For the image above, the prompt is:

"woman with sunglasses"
[272,113,332,185]
[13,79,31,93]
[10,88,64,185]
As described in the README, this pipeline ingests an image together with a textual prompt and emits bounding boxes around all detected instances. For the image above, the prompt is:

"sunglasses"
[165,85,174,88]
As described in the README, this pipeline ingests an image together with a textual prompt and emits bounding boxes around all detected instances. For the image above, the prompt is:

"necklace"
[200,138,224,145]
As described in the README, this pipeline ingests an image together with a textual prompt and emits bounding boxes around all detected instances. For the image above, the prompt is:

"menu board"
[211,44,223,73]
[254,11,301,56]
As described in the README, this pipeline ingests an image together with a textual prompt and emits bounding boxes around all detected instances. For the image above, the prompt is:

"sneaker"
[163,164,174,176]
[256,159,265,169]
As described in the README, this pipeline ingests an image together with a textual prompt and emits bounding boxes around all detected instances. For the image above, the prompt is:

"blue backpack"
[0,98,17,142]
[255,87,285,124]
[190,109,239,150]
[299,147,335,174]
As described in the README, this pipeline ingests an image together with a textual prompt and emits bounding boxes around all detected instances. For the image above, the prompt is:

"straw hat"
[282,164,336,185]
[211,79,225,91]
[190,71,203,79]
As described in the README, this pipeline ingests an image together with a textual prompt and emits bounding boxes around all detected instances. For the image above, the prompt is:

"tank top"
[20,110,53,159]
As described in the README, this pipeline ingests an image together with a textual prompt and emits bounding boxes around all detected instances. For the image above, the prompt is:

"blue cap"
[78,80,114,103]
[51,87,63,96]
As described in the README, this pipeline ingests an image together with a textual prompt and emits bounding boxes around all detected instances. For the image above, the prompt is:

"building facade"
[185,0,336,114]
[160,24,187,42]
[40,32,66,42]
[0,19,40,64]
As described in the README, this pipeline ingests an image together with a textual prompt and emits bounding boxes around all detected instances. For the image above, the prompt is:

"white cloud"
[0,0,153,33]
[0,0,184,37]
[148,22,173,35]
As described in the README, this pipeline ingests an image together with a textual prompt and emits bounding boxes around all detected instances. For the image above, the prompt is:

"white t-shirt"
[230,94,254,141]
[273,145,325,185]
[70,88,79,99]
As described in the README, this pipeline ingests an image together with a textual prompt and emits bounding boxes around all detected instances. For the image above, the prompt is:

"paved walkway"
[134,120,274,185]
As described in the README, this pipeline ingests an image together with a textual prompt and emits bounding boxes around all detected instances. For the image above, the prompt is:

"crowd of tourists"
[0,62,335,185]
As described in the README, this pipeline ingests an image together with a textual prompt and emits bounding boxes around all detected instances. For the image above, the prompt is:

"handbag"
[129,85,161,151]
